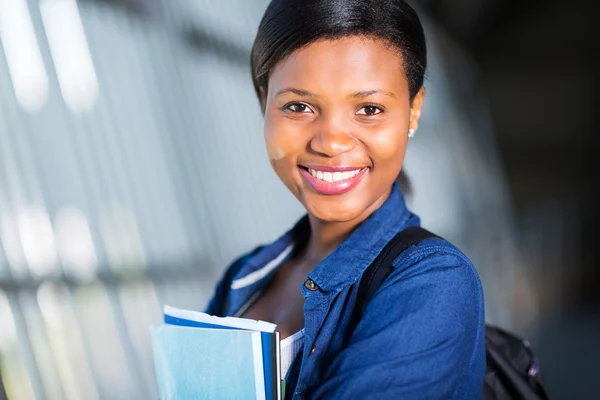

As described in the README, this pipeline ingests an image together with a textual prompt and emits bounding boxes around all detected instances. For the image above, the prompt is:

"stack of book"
[151,305,282,400]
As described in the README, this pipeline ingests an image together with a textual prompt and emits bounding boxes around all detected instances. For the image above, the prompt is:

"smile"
[299,165,369,195]
[307,168,361,182]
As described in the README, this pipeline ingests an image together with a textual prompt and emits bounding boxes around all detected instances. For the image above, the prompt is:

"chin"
[303,195,368,223]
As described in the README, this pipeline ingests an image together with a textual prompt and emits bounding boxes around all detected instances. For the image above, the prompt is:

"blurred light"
[73,283,135,398]
[17,205,58,278]
[37,283,99,400]
[39,0,99,114]
[118,282,161,394]
[0,291,17,347]
[54,206,98,282]
[0,291,36,399]
[0,149,28,279]
[18,291,65,399]
[37,283,64,330]
[0,213,28,279]
[0,0,49,112]
[99,205,146,272]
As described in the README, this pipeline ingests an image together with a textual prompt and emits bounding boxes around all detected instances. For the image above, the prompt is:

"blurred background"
[0,0,596,398]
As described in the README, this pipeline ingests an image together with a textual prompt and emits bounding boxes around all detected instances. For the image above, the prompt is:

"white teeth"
[307,168,362,182]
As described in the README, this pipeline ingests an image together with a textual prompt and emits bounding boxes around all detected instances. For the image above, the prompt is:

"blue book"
[151,306,281,400]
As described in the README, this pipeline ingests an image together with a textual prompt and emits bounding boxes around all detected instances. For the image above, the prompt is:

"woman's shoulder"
[391,232,477,274]
[370,232,485,362]
[220,244,266,284]
[383,232,483,301]
[232,245,267,268]
[204,245,265,315]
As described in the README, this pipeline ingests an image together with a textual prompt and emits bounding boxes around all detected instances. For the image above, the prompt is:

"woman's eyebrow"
[350,90,396,99]
[274,88,395,99]
[274,88,317,98]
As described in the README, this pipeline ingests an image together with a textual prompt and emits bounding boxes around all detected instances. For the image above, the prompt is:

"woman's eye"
[285,103,312,113]
[357,105,383,116]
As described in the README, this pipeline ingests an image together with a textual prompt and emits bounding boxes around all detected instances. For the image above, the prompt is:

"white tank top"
[279,329,305,378]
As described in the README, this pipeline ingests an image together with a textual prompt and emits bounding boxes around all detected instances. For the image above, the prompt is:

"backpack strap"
[349,226,438,334]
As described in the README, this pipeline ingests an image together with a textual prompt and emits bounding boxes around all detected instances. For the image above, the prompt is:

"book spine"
[276,332,281,400]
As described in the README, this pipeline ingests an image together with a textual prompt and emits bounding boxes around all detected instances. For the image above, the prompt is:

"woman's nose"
[309,115,357,157]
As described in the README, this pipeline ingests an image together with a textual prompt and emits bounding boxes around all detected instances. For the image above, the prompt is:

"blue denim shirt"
[205,183,485,399]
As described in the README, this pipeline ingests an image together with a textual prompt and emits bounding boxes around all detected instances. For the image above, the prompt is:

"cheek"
[263,117,287,161]
[365,125,409,164]
[264,135,288,161]
[263,115,307,163]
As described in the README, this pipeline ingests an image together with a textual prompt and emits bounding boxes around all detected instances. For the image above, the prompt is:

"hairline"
[255,33,410,109]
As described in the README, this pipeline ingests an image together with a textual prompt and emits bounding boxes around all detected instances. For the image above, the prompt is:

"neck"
[302,186,393,264]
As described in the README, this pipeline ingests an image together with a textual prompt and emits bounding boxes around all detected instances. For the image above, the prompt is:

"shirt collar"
[235,182,418,293]
[306,182,418,292]
[231,214,310,289]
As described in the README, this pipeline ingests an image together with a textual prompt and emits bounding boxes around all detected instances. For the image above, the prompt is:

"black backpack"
[351,226,550,400]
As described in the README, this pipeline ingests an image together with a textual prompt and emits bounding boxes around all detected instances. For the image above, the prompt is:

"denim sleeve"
[311,248,486,399]
[203,246,264,316]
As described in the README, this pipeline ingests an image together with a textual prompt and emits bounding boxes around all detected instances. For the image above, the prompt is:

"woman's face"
[264,36,424,223]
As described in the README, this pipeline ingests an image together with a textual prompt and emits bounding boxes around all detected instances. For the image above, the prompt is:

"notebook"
[151,305,282,400]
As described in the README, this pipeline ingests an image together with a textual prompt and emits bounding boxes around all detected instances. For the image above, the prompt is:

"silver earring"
[408,128,416,138]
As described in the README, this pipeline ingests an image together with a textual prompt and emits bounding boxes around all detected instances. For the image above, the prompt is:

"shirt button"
[310,344,317,354]
[304,279,318,291]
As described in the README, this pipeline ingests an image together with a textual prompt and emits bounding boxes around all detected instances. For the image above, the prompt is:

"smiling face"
[263,36,425,223]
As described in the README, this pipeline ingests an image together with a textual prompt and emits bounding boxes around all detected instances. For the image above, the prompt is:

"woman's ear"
[409,87,425,132]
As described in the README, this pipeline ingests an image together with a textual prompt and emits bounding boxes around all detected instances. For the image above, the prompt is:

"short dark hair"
[251,0,427,109]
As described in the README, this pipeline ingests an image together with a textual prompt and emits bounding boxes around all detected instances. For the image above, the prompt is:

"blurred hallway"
[0,0,597,398]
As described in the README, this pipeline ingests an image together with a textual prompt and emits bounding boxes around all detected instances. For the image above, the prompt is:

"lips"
[299,164,369,195]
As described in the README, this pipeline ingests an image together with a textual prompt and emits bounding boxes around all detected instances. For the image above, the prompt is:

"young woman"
[206,0,486,398]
